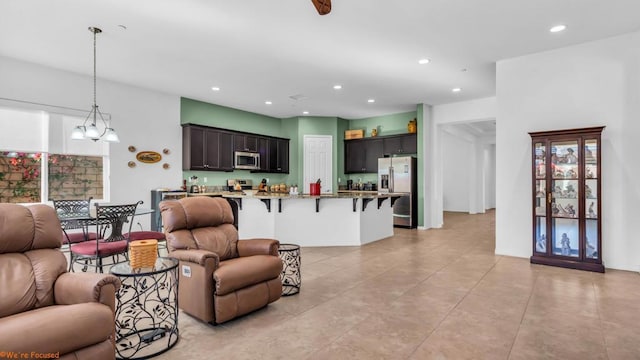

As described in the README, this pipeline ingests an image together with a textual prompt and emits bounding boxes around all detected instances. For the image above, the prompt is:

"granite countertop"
[222,192,404,199]
[337,190,378,194]
[187,192,226,196]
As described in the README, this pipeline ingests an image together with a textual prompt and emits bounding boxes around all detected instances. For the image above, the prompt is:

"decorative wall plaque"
[136,151,162,164]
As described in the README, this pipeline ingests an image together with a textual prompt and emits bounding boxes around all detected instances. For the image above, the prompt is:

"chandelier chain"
[70,26,118,142]
[93,27,97,111]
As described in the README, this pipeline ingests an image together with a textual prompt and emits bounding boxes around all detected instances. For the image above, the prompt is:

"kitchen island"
[223,193,402,247]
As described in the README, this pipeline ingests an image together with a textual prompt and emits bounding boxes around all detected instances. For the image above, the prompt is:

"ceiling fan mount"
[311,0,331,15]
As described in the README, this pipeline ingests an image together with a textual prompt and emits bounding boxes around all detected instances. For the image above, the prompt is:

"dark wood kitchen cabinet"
[276,138,289,173]
[182,125,233,171]
[344,138,383,173]
[266,138,289,173]
[382,133,417,155]
[234,134,258,152]
[183,123,288,173]
[257,137,270,172]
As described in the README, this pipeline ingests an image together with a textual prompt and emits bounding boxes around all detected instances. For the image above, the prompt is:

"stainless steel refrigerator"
[378,156,417,228]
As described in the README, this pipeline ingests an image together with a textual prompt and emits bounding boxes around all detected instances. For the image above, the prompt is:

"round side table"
[110,257,179,359]
[278,243,301,296]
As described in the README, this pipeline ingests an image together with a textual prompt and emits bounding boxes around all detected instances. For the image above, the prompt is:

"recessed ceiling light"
[333,85,342,90]
[549,24,566,33]
[117,25,127,30]
[418,58,431,65]
[211,86,220,91]
[367,99,375,103]
[452,88,462,93]
[265,101,272,105]
[303,111,309,115]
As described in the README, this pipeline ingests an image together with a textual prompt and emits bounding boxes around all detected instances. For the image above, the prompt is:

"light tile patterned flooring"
[144,210,640,359]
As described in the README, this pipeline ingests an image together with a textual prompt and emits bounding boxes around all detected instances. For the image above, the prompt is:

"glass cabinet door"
[550,140,579,258]
[530,126,604,272]
[534,143,547,254]
[585,139,599,259]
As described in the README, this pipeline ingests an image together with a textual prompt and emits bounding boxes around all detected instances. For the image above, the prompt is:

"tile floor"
[138,210,640,359]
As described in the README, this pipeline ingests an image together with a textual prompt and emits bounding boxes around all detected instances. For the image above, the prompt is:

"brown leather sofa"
[160,196,282,324]
[0,203,121,360]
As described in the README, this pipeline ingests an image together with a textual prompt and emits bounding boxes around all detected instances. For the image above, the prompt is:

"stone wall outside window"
[0,152,103,203]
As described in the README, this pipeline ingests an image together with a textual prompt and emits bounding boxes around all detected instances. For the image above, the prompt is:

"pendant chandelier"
[71,27,119,142]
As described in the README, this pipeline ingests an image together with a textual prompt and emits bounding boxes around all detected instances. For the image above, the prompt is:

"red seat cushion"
[125,231,165,241]
[70,240,128,256]
[62,231,98,244]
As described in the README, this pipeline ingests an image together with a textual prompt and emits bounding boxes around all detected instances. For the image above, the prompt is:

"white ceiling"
[1,0,640,119]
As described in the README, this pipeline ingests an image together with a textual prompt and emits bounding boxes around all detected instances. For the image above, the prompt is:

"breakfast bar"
[224,193,401,247]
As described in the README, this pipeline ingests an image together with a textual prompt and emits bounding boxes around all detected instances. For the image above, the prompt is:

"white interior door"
[303,135,333,193]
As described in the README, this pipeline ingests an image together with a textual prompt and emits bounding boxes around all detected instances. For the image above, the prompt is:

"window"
[0,152,41,203]
[0,152,104,204]
[49,153,104,200]
[0,106,109,203]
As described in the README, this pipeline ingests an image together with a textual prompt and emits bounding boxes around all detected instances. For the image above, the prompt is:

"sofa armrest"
[54,272,121,312]
[168,249,219,323]
[237,238,280,257]
[170,249,220,268]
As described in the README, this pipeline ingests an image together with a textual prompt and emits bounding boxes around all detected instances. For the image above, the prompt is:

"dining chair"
[53,197,98,255]
[69,201,142,273]
[124,203,166,255]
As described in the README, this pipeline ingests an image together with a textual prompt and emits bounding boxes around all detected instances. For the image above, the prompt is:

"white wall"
[433,97,497,125]
[496,31,640,271]
[441,130,472,212]
[422,97,496,226]
[484,144,496,210]
[0,56,182,229]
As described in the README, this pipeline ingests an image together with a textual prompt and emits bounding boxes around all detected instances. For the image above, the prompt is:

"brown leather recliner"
[0,203,121,360]
[160,196,282,324]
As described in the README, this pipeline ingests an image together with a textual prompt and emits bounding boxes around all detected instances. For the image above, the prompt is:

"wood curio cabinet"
[529,126,605,272]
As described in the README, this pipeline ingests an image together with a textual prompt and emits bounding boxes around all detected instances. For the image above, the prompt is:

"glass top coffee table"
[110,257,179,359]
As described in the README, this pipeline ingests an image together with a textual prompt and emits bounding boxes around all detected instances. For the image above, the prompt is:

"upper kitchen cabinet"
[345,138,383,173]
[257,137,270,172]
[183,123,288,173]
[382,133,417,155]
[234,134,258,152]
[265,138,289,173]
[183,125,234,171]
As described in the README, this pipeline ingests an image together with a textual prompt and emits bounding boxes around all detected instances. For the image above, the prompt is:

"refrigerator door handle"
[389,166,394,193]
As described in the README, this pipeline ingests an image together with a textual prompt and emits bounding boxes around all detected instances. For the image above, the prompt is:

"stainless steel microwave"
[234,151,260,170]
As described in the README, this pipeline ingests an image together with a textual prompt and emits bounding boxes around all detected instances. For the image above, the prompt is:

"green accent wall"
[344,110,418,185]
[181,98,288,187]
[180,98,424,222]
[280,117,299,186]
[181,98,282,137]
[337,118,349,186]
[416,105,425,227]
[348,111,417,137]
